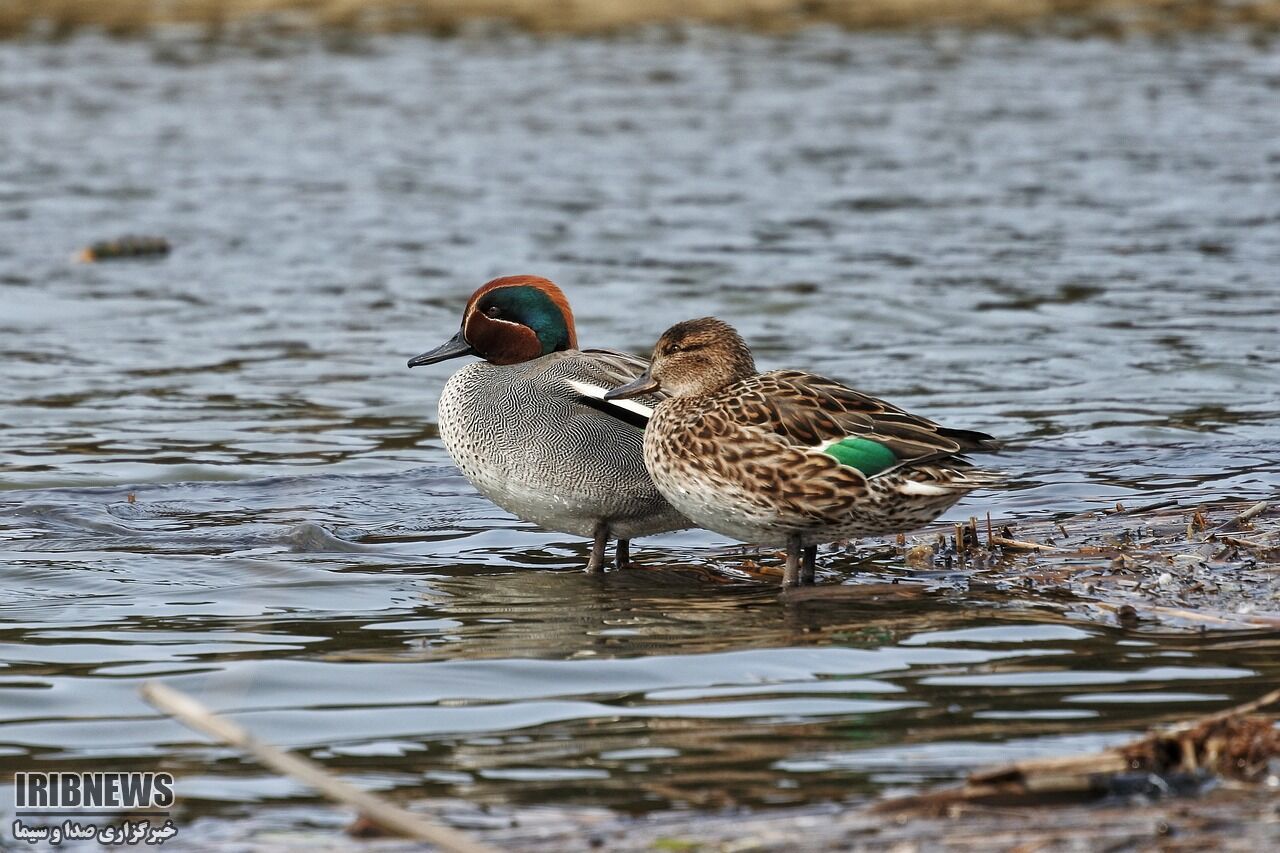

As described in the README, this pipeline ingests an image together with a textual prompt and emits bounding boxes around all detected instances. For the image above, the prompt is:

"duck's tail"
[889,462,1008,496]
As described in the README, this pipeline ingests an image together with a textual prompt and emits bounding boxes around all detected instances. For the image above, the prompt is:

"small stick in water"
[1212,501,1269,534]
[139,682,498,853]
[989,535,1064,552]
[76,236,170,262]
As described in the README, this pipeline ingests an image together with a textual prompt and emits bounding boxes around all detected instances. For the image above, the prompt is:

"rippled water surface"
[2,28,1279,828]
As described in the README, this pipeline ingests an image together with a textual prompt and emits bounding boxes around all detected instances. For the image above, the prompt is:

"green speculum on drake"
[822,437,898,477]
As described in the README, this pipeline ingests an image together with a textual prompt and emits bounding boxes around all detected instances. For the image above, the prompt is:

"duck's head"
[606,317,756,400]
[408,275,578,368]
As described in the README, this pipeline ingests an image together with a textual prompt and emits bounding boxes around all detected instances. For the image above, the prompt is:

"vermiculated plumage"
[439,348,687,541]
[409,276,689,572]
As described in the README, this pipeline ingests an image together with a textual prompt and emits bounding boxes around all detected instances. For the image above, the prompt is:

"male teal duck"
[408,275,689,571]
[606,317,1003,587]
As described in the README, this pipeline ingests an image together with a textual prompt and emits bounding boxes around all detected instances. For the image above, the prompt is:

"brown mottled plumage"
[606,318,1003,587]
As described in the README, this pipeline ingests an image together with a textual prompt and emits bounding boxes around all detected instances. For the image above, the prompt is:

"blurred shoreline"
[3,0,1280,40]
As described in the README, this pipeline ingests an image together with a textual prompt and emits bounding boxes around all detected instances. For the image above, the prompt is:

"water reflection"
[2,472,1276,816]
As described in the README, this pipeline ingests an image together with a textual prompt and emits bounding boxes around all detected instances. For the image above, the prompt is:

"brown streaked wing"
[720,369,997,465]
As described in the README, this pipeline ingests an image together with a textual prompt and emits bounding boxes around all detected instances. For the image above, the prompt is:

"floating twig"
[1212,501,1269,534]
[1119,499,1181,515]
[76,235,170,262]
[1092,600,1280,630]
[1215,533,1279,554]
[139,682,498,853]
[989,535,1064,552]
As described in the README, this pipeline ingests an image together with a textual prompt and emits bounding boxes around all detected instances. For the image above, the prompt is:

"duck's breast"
[437,352,683,538]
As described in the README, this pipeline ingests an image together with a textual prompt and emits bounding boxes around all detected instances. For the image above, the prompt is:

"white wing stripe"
[897,480,954,496]
[567,379,655,420]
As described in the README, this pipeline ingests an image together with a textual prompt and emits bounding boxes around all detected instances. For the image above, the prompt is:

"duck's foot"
[801,545,817,585]
[586,522,609,573]
[782,535,802,587]
[616,538,632,570]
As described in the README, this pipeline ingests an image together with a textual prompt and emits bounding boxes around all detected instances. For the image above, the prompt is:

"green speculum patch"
[823,437,898,476]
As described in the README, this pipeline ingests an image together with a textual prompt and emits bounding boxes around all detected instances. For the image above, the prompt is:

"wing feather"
[555,348,665,428]
[724,369,998,474]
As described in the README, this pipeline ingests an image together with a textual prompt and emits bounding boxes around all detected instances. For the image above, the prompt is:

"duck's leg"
[616,538,632,569]
[801,545,817,585]
[587,522,609,573]
[782,534,802,587]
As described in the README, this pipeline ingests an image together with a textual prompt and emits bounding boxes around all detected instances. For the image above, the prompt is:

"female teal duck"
[408,276,688,571]
[606,317,1002,587]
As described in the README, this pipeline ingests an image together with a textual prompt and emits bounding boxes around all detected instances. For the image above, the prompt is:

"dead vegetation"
[879,687,1280,813]
[594,689,1280,850]
[4,0,1280,40]
[952,497,1280,631]
[770,496,1280,633]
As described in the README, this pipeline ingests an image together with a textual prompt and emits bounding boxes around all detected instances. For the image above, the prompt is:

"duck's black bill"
[604,372,659,400]
[407,330,474,368]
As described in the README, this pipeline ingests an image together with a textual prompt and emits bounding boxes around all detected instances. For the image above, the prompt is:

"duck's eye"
[485,306,502,319]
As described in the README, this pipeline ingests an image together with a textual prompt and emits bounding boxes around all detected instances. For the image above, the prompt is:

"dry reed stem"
[139,681,499,853]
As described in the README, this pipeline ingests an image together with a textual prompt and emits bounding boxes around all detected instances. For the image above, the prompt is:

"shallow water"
[1,28,1279,828]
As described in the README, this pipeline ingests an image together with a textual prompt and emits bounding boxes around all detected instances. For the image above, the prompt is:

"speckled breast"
[642,404,966,547]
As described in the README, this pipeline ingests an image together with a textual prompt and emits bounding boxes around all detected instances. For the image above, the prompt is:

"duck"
[407,275,688,571]
[605,317,1003,587]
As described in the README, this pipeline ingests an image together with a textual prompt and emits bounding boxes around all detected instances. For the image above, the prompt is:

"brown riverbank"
[4,0,1280,39]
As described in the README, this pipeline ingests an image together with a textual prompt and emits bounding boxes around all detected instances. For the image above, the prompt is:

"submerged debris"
[1214,500,1270,534]
[879,498,1280,631]
[878,687,1280,813]
[76,236,170,262]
